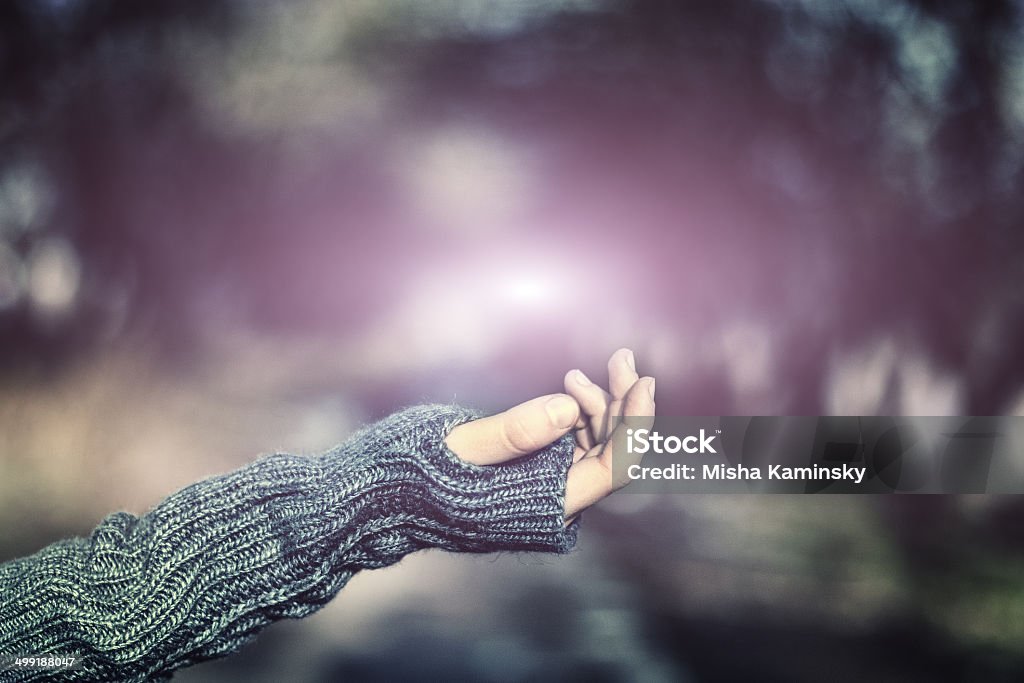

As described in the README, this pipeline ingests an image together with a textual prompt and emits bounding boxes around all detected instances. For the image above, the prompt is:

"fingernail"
[574,369,592,386]
[545,395,578,429]
[646,378,656,401]
[625,349,636,371]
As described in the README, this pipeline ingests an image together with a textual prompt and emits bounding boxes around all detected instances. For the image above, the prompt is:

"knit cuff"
[327,404,579,569]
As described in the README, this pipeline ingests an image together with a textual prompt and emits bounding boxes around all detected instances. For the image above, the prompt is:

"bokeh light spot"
[27,237,81,318]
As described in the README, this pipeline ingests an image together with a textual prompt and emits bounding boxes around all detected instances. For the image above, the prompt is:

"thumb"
[445,394,580,466]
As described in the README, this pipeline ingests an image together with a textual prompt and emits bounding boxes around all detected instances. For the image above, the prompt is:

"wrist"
[326,404,578,568]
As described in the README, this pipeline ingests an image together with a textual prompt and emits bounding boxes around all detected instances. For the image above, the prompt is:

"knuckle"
[500,414,541,455]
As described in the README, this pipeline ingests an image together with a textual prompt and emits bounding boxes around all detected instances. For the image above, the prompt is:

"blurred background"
[3,0,1024,680]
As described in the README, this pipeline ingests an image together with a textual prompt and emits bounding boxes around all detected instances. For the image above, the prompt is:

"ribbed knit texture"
[0,404,579,682]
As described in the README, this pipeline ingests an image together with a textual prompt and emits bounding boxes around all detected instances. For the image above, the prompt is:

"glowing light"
[27,237,80,317]
[340,260,577,377]
[497,272,562,308]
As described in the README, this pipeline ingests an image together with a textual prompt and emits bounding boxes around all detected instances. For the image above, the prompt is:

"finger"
[609,348,639,399]
[445,393,580,466]
[564,377,655,519]
[599,376,656,485]
[606,396,624,440]
[564,369,611,448]
[575,427,594,453]
[606,348,640,436]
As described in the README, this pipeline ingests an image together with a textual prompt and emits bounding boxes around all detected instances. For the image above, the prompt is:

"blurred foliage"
[1,0,1022,412]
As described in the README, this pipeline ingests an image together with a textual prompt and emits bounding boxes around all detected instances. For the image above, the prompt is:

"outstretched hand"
[445,348,656,522]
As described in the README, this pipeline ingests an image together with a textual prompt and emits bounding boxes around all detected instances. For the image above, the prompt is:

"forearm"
[0,405,577,682]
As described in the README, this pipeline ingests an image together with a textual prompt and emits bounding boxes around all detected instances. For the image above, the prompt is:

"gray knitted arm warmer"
[0,404,578,682]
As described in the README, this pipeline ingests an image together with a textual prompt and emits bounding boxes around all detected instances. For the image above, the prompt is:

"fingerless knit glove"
[0,404,578,682]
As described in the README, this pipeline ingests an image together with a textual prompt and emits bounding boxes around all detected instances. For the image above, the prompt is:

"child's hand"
[445,348,656,522]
